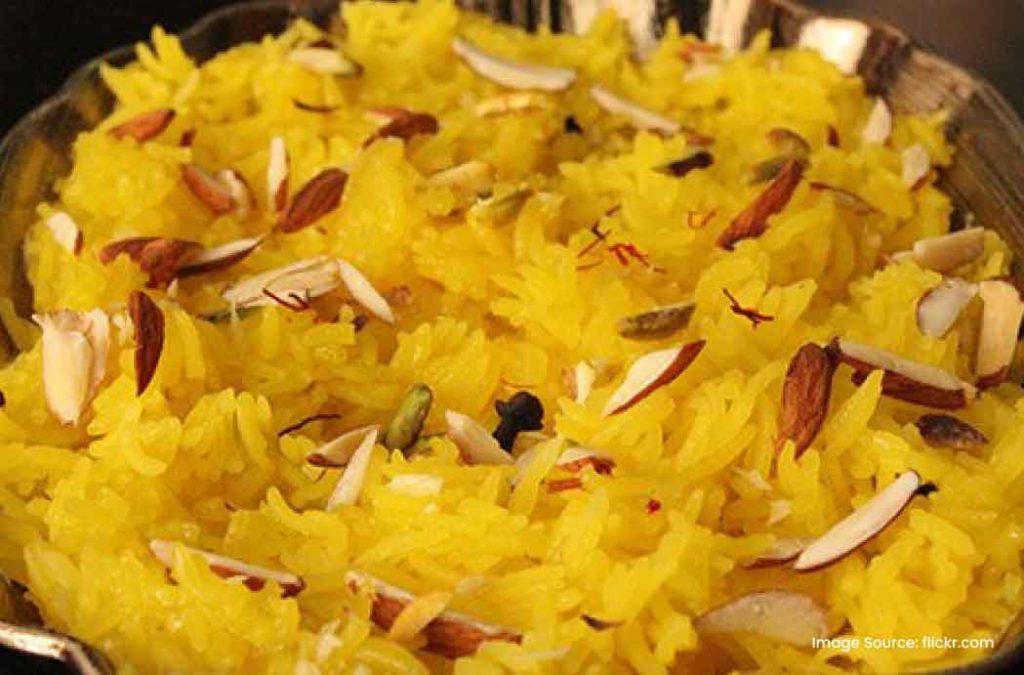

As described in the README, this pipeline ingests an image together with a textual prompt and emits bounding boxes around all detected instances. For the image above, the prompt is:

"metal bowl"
[1,0,1022,672]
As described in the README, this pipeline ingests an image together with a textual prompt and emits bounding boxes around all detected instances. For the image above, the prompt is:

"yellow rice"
[0,0,1022,672]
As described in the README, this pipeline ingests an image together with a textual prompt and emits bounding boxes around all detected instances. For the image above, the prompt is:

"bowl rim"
[0,1,1022,673]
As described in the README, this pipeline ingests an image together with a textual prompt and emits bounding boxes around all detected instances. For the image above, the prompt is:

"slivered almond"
[616,302,695,340]
[975,278,1024,388]
[326,426,379,510]
[742,537,814,568]
[32,309,109,425]
[589,85,680,135]
[777,343,836,456]
[555,446,615,474]
[717,159,803,250]
[571,361,596,403]
[99,237,202,288]
[44,212,82,255]
[176,237,263,277]
[861,98,891,145]
[901,144,931,188]
[916,278,977,338]
[306,425,381,468]
[337,259,395,324]
[474,92,549,117]
[694,590,829,645]
[603,340,705,416]
[215,170,253,218]
[182,164,234,214]
[288,47,360,76]
[445,410,512,465]
[830,338,976,409]
[364,110,439,148]
[109,109,175,142]
[452,36,575,91]
[277,168,347,233]
[221,256,342,310]
[903,228,985,273]
[347,571,521,658]
[129,291,164,396]
[915,414,988,451]
[808,181,878,215]
[794,470,921,571]
[266,136,290,212]
[767,128,811,157]
[426,160,494,194]
[149,539,304,597]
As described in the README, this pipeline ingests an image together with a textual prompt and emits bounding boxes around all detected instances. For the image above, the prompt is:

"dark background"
[0,0,1022,673]
[0,0,1023,134]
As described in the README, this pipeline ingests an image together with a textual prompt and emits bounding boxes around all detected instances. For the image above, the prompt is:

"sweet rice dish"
[1,1,1023,672]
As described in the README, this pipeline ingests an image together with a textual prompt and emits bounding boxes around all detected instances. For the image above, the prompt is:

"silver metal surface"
[0,0,1021,671]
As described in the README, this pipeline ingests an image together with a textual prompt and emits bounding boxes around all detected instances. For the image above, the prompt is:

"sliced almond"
[452,37,575,91]
[915,414,988,451]
[177,236,263,278]
[306,424,381,467]
[717,159,804,250]
[474,92,549,117]
[182,164,234,215]
[915,278,977,338]
[555,446,615,474]
[694,590,829,645]
[616,302,695,340]
[337,259,395,324]
[589,85,680,135]
[221,256,342,310]
[603,340,705,416]
[347,571,521,658]
[99,237,203,288]
[830,338,976,409]
[109,109,176,142]
[904,228,985,273]
[572,361,596,404]
[445,410,512,465]
[129,291,164,396]
[214,170,253,218]
[861,98,891,145]
[426,160,494,194]
[364,109,439,148]
[901,144,931,188]
[777,343,836,456]
[32,309,109,425]
[44,212,83,255]
[149,539,304,597]
[794,470,921,571]
[266,136,290,212]
[742,537,814,568]
[288,47,360,76]
[326,426,379,510]
[975,278,1024,388]
[277,168,348,233]
[808,181,878,215]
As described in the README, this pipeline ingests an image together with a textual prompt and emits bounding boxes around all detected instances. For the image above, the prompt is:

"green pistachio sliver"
[766,128,811,157]
[470,186,532,223]
[617,302,696,340]
[383,383,434,451]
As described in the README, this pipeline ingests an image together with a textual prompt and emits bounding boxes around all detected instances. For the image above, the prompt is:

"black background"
[0,0,1022,673]
[0,0,1023,133]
